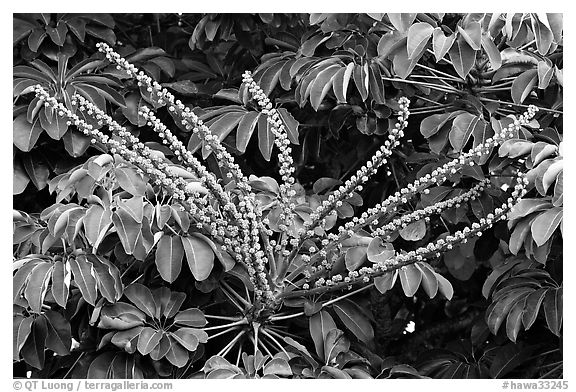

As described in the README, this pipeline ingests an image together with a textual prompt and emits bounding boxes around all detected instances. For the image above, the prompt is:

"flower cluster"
[35,42,538,317]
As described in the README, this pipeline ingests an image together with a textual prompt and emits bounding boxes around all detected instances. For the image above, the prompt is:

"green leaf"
[506,295,528,342]
[137,327,162,355]
[345,246,367,272]
[443,240,477,281]
[235,111,259,153]
[531,206,562,246]
[21,316,48,370]
[68,253,98,305]
[367,237,394,263]
[174,308,207,327]
[111,326,142,353]
[263,358,292,376]
[257,112,274,161]
[332,62,354,104]
[124,283,157,319]
[457,22,481,50]
[435,272,454,300]
[420,111,462,138]
[310,64,342,111]
[323,329,350,365]
[83,204,112,246]
[432,28,456,62]
[399,219,426,241]
[352,63,369,100]
[98,302,147,330]
[171,329,200,352]
[450,113,489,151]
[114,167,146,197]
[388,13,417,32]
[309,310,337,359]
[399,264,422,297]
[43,310,71,356]
[522,288,547,330]
[531,14,554,55]
[13,157,30,195]
[374,270,398,294]
[63,129,91,157]
[392,46,421,79]
[22,153,50,190]
[13,114,43,152]
[416,262,439,298]
[14,316,33,361]
[90,254,123,302]
[543,287,562,336]
[481,33,502,70]
[537,60,554,89]
[191,233,235,272]
[486,290,528,334]
[181,235,215,281]
[333,300,374,344]
[165,337,190,368]
[368,63,386,105]
[156,235,184,283]
[511,69,538,104]
[24,262,53,314]
[51,260,70,307]
[112,208,142,255]
[448,36,475,79]
[46,22,68,46]
[407,23,434,59]
[277,108,300,145]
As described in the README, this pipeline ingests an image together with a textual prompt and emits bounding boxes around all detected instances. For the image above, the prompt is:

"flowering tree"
[14,13,562,379]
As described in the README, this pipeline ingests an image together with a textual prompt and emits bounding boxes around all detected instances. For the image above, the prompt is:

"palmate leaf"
[309,310,337,359]
[448,35,476,79]
[124,283,157,319]
[333,300,374,344]
[20,316,48,370]
[13,114,43,152]
[68,253,98,305]
[531,206,562,246]
[155,235,184,283]
[181,235,215,281]
[432,28,456,62]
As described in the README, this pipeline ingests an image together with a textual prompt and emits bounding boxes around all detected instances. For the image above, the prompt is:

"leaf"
[235,111,259,153]
[435,273,454,300]
[257,112,274,161]
[542,160,562,193]
[14,316,33,361]
[22,153,49,191]
[323,329,350,365]
[155,235,184,283]
[263,358,292,376]
[399,264,422,297]
[392,46,421,79]
[174,308,207,327]
[68,253,98,305]
[522,288,547,330]
[543,287,562,336]
[417,262,439,298]
[489,344,528,378]
[309,310,337,359]
[23,262,52,313]
[112,209,142,255]
[124,283,157,319]
[481,33,502,70]
[63,129,91,157]
[333,301,374,344]
[374,270,398,294]
[39,106,69,139]
[407,23,434,59]
[310,64,342,111]
[137,327,162,355]
[511,69,538,104]
[90,254,123,302]
[332,62,354,104]
[531,207,562,246]
[46,22,68,46]
[181,235,215,281]
[388,13,417,32]
[114,167,146,197]
[537,60,554,89]
[450,113,488,151]
[43,310,71,356]
[171,329,200,352]
[448,36,476,79]
[83,204,112,246]
[20,316,48,369]
[432,28,456,62]
[51,260,70,307]
[367,237,395,263]
[486,290,528,335]
[345,246,367,272]
[399,219,426,241]
[531,14,554,55]
[98,302,147,330]
[506,295,527,342]
[191,233,235,272]
[277,108,300,145]
[457,22,481,50]
[13,114,43,152]
[13,157,30,195]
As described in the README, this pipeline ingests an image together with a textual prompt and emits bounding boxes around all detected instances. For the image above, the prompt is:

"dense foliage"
[13,13,562,379]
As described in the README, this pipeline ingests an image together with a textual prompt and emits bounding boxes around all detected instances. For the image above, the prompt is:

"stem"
[260,329,289,357]
[248,334,273,358]
[207,326,241,341]
[221,281,251,308]
[203,319,248,331]
[381,77,459,94]
[205,315,243,321]
[478,97,563,115]
[415,63,462,81]
[128,273,144,286]
[62,352,85,379]
[539,363,563,379]
[216,330,246,358]
[219,285,246,312]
